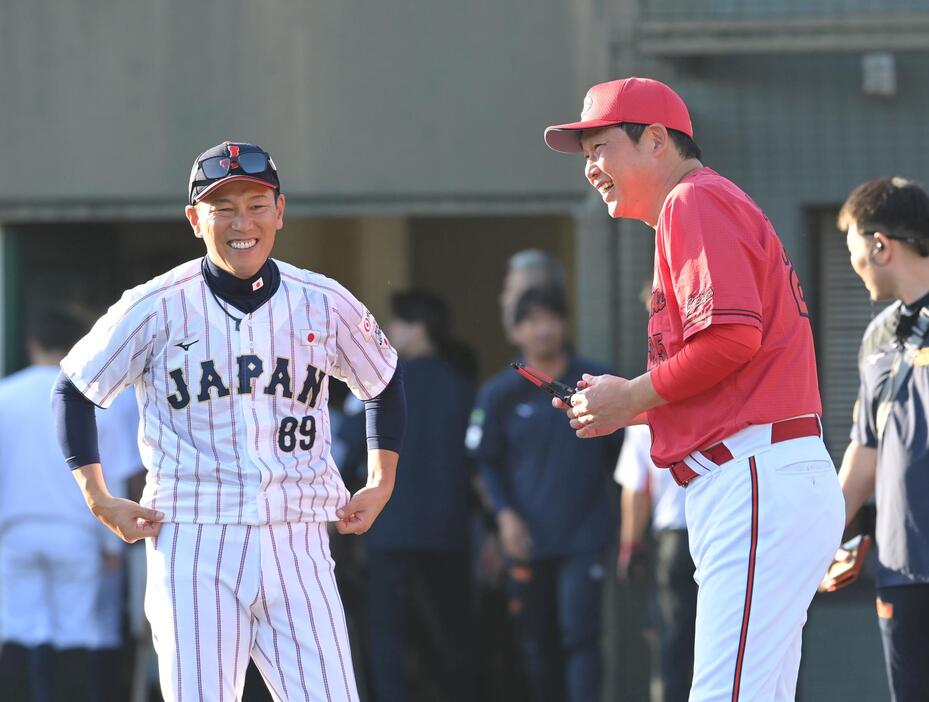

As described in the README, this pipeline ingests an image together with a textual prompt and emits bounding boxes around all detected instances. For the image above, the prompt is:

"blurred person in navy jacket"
[360,289,476,702]
[469,286,622,702]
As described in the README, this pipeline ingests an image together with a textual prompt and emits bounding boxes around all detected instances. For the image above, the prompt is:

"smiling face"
[185,181,284,279]
[579,125,660,221]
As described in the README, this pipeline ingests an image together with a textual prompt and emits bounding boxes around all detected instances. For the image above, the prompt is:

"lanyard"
[876,307,929,441]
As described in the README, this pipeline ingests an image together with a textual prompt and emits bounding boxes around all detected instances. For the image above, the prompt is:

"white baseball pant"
[145,521,359,702]
[684,433,844,701]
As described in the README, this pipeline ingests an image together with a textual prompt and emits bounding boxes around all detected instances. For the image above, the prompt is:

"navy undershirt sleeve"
[51,371,101,470]
[363,364,406,453]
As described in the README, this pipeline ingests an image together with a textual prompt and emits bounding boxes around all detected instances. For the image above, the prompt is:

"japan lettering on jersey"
[61,258,397,526]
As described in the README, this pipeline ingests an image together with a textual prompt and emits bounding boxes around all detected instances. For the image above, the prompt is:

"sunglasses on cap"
[199,152,273,179]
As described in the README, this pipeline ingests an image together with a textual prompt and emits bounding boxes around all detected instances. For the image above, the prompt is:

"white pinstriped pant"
[145,522,359,702]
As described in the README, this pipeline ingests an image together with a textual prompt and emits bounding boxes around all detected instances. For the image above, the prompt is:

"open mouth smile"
[229,239,258,250]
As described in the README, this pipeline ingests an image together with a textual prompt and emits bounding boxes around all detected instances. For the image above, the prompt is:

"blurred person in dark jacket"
[359,289,476,702]
[469,286,621,702]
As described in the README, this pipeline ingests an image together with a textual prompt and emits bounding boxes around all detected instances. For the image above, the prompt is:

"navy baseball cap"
[188,141,280,205]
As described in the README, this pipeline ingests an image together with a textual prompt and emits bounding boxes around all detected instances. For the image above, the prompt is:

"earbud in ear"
[874,241,885,252]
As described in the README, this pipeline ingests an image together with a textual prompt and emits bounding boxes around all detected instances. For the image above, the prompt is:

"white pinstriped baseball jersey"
[61,258,397,526]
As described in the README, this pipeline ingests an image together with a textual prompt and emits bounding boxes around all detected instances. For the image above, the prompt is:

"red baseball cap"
[544,77,693,153]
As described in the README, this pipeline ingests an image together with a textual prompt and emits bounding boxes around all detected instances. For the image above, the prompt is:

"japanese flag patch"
[357,310,391,349]
[357,311,376,340]
[300,329,321,345]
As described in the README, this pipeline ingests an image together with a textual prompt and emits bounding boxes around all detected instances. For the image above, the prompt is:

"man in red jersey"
[544,77,844,701]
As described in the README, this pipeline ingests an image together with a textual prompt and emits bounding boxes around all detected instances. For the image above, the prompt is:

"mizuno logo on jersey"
[165,355,327,410]
[175,340,200,351]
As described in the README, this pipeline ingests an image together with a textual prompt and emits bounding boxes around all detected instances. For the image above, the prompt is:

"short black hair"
[513,286,567,326]
[27,308,88,353]
[619,122,702,161]
[837,177,929,257]
[390,289,450,346]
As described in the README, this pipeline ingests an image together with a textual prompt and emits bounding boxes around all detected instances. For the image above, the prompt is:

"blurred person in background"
[500,249,566,344]
[830,177,929,702]
[0,309,110,702]
[614,423,695,702]
[467,250,568,701]
[344,289,476,702]
[469,285,621,702]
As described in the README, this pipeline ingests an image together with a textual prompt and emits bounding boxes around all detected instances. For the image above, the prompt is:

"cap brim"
[192,175,278,203]
[543,119,622,153]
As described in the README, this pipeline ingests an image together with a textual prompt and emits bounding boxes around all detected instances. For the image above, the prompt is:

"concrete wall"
[1,0,594,217]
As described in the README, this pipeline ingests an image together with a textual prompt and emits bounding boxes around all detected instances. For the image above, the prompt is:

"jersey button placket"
[242,315,269,523]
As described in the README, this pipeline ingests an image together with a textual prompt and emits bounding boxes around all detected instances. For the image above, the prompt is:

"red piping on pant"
[732,456,759,701]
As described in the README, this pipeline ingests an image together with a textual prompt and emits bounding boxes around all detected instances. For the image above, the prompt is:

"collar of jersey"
[900,288,929,318]
[201,256,280,314]
[891,288,929,345]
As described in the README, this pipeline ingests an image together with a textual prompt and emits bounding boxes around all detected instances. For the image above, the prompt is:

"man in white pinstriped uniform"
[53,141,406,701]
